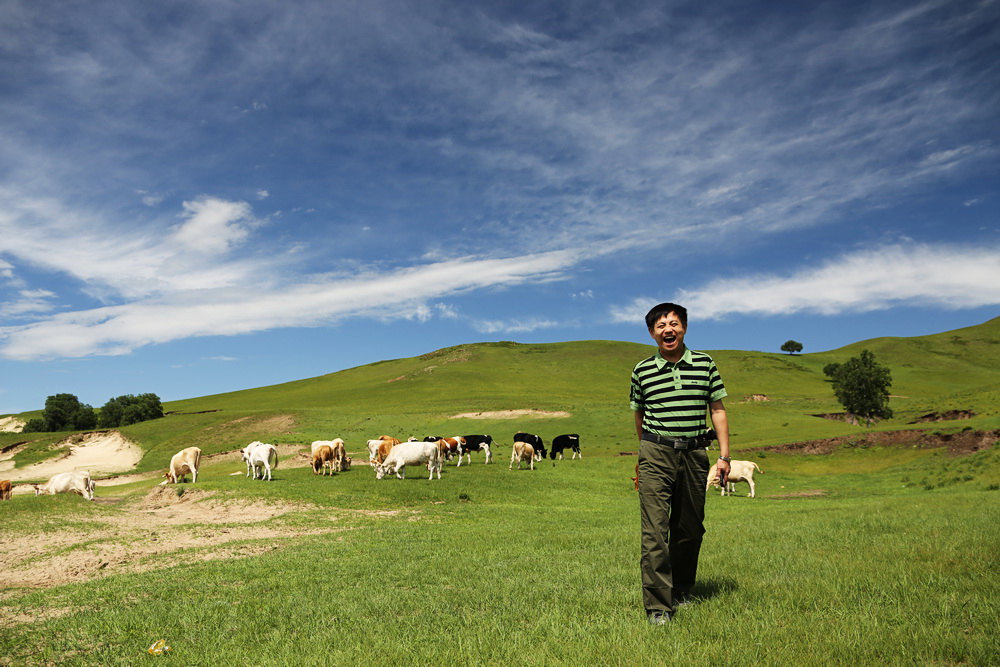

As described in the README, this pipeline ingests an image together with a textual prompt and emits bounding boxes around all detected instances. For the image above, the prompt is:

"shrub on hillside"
[98,393,163,428]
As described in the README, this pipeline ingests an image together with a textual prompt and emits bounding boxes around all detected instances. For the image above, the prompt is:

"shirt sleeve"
[708,360,728,402]
[629,367,644,412]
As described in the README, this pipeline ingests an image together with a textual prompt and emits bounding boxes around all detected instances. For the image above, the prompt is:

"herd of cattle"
[1,431,765,499]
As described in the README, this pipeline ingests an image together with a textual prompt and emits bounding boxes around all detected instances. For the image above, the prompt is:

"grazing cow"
[313,439,347,472]
[331,439,347,472]
[342,456,352,471]
[0,479,12,500]
[707,460,764,498]
[509,441,536,470]
[438,436,465,466]
[550,434,582,460]
[374,441,442,480]
[242,441,279,481]
[513,432,546,459]
[164,447,202,484]
[312,444,335,475]
[371,436,399,465]
[461,435,494,464]
[33,471,95,501]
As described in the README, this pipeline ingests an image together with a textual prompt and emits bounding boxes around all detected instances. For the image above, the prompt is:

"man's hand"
[718,459,731,486]
[632,463,639,491]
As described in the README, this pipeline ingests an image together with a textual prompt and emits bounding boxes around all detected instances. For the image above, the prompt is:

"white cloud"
[256,190,270,200]
[204,356,237,362]
[472,318,559,335]
[611,243,1000,322]
[0,250,578,359]
[0,289,57,319]
[173,197,256,255]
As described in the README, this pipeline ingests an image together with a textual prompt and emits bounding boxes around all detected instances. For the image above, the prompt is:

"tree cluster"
[23,394,97,433]
[98,393,163,428]
[823,350,893,424]
[23,392,163,432]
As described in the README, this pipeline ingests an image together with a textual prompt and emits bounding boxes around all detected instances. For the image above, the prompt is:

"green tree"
[39,393,97,432]
[780,340,803,355]
[98,393,163,428]
[825,350,893,424]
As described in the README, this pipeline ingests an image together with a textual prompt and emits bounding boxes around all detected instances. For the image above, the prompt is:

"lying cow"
[164,446,201,484]
[461,435,494,464]
[312,444,335,475]
[33,470,95,501]
[0,479,12,500]
[707,460,764,498]
[242,441,279,481]
[509,441,536,470]
[513,432,546,459]
[374,440,442,480]
[550,434,581,460]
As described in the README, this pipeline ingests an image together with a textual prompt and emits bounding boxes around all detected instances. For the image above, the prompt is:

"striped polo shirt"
[629,347,727,437]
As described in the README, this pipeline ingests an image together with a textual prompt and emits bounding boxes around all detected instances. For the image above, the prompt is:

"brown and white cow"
[509,441,536,470]
[0,479,12,500]
[312,444,335,475]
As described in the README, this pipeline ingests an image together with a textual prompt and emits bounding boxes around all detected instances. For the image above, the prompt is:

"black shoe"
[675,591,697,608]
[647,610,671,626]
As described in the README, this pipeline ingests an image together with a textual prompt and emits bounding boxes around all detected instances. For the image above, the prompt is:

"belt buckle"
[672,438,690,451]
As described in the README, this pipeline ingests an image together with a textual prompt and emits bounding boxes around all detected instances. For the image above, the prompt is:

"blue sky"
[1,0,998,414]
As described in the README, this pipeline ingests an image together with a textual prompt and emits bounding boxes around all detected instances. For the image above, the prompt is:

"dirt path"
[2,431,143,481]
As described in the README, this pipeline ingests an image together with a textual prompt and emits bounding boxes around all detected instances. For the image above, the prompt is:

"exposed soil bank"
[760,429,999,457]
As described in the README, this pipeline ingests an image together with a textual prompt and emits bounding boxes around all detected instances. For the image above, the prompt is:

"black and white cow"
[513,432,546,460]
[461,435,494,464]
[550,434,581,460]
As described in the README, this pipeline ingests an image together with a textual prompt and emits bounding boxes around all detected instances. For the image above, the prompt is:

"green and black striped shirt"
[629,348,727,437]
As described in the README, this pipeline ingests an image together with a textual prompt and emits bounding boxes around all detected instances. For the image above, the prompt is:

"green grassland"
[1,319,999,664]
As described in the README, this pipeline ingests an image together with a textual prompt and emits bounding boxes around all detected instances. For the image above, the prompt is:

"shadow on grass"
[690,577,738,601]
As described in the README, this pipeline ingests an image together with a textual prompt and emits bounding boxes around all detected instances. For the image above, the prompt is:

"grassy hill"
[4,317,999,474]
[2,319,998,664]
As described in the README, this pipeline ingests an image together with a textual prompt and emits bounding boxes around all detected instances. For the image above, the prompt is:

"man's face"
[648,312,687,357]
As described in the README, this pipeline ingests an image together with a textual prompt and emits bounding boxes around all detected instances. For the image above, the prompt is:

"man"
[630,302,731,625]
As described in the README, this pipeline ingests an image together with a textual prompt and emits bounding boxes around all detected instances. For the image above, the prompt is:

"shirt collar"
[653,347,693,369]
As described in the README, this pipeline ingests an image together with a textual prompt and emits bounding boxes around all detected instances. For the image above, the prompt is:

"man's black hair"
[644,302,688,329]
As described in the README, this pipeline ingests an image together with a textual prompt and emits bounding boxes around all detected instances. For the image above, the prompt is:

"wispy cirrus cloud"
[0,248,579,360]
[610,243,1000,323]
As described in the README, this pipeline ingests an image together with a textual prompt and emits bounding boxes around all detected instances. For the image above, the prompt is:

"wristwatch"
[718,456,731,462]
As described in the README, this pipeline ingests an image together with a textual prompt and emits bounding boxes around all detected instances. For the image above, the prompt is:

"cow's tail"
[270,447,279,470]
[753,462,764,474]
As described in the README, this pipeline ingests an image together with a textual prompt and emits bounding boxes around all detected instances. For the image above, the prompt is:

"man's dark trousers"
[638,438,710,614]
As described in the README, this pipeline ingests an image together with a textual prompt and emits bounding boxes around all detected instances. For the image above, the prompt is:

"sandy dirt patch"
[0,417,25,433]
[0,487,341,597]
[448,409,571,420]
[3,431,143,482]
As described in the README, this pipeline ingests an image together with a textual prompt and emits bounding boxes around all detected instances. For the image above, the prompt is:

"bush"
[824,350,893,424]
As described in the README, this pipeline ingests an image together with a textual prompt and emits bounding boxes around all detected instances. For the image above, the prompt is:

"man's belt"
[642,430,715,450]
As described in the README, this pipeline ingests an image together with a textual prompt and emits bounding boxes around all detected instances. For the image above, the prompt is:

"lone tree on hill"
[823,349,893,425]
[780,340,804,355]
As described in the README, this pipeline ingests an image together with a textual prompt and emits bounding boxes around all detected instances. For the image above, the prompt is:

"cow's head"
[163,471,176,484]
[374,463,386,480]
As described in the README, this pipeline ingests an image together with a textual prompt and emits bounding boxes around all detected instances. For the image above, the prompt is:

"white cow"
[707,460,764,498]
[242,441,279,481]
[374,441,442,480]
[164,446,201,484]
[33,470,95,501]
